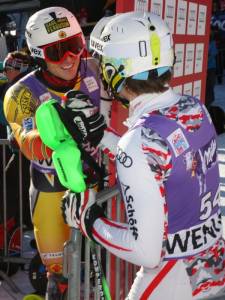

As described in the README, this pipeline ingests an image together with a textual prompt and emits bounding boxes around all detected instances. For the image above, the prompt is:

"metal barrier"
[0,139,34,296]
[62,185,126,300]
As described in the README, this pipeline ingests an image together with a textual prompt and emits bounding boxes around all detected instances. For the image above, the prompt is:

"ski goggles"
[40,33,85,64]
[3,55,30,73]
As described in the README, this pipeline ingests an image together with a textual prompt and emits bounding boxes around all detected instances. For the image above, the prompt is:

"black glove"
[63,90,106,147]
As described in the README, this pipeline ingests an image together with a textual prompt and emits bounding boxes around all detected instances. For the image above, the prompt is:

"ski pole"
[90,241,111,300]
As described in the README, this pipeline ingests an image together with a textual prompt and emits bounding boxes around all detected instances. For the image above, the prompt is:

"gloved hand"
[61,190,79,228]
[61,189,105,240]
[63,90,107,147]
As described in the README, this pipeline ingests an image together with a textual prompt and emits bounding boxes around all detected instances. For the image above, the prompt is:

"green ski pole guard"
[35,99,70,150]
[52,139,85,192]
[36,99,86,193]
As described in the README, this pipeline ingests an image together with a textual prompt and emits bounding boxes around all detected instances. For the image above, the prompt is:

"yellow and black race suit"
[3,57,109,274]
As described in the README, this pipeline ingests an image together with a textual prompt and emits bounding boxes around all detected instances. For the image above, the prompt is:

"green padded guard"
[36,99,70,150]
[52,139,86,192]
[36,99,86,193]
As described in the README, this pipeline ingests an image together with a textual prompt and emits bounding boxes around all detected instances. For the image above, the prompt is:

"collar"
[125,88,181,128]
[41,70,79,90]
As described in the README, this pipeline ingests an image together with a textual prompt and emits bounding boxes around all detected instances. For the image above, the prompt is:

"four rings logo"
[116,148,133,168]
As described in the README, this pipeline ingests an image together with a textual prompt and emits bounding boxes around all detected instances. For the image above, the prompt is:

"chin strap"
[103,86,129,108]
[112,92,130,108]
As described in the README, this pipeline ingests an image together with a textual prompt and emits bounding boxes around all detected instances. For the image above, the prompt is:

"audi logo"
[116,149,133,168]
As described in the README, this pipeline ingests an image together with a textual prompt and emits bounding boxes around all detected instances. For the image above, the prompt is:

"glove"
[61,190,79,228]
[61,189,105,240]
[63,90,107,147]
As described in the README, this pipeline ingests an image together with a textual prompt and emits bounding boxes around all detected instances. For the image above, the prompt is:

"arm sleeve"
[3,82,52,160]
[92,127,166,268]
[99,127,120,160]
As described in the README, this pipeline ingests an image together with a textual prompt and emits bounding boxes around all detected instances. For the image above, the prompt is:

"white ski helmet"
[25,6,85,60]
[90,11,174,93]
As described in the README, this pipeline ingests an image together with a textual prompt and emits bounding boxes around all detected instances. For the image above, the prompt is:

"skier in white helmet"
[4,6,110,299]
[62,11,225,300]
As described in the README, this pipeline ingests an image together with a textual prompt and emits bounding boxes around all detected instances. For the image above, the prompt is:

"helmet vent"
[111,25,124,34]
[49,12,57,20]
[136,20,145,27]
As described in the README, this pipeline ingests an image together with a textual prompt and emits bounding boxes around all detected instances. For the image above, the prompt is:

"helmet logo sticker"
[58,30,67,39]
[102,34,111,42]
[90,38,103,53]
[30,47,42,57]
[44,17,70,34]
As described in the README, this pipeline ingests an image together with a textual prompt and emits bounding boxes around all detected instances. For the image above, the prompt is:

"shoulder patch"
[4,82,37,123]
[22,117,35,132]
[167,128,189,157]
[39,92,52,103]
[83,76,99,93]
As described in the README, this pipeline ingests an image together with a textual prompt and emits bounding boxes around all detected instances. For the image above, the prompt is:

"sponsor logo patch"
[49,263,62,274]
[39,92,52,103]
[58,30,67,39]
[22,117,34,132]
[44,17,70,34]
[41,251,63,260]
[102,34,111,42]
[30,47,43,58]
[90,38,104,53]
[116,148,133,168]
[167,128,189,157]
[18,88,36,115]
[165,212,222,258]
[120,183,138,240]
[83,76,99,93]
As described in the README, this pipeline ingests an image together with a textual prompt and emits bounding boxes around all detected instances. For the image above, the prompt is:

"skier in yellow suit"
[4,7,109,299]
